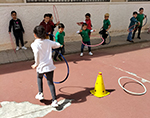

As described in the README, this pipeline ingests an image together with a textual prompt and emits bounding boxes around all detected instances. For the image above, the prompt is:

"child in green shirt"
[77,23,95,57]
[99,13,111,45]
[132,8,147,39]
[53,23,65,61]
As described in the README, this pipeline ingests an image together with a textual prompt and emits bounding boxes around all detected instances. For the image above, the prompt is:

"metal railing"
[26,0,110,2]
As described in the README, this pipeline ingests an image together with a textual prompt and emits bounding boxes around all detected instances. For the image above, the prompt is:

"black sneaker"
[53,59,58,62]
[58,57,63,61]
[127,40,134,43]
[137,37,141,39]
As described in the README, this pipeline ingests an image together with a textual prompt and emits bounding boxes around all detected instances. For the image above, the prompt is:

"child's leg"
[58,46,65,60]
[45,71,57,101]
[87,41,91,52]
[53,48,59,60]
[137,26,142,38]
[19,32,24,47]
[81,43,85,53]
[14,32,19,47]
[132,26,138,39]
[37,72,44,93]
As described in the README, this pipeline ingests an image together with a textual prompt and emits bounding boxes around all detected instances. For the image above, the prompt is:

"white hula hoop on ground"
[118,76,147,95]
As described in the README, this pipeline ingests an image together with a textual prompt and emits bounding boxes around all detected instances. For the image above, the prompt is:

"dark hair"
[133,11,138,15]
[11,11,17,15]
[33,26,46,39]
[85,13,91,17]
[139,8,144,11]
[82,23,87,27]
[58,23,65,29]
[47,13,52,18]
[44,14,49,18]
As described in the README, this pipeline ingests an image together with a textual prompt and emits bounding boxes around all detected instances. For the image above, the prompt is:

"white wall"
[0,2,150,51]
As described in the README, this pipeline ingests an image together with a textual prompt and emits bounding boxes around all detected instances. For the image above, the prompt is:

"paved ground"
[0,32,150,64]
[0,40,150,118]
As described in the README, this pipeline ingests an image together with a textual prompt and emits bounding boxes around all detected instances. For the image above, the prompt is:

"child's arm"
[51,41,62,49]
[76,30,82,34]
[31,44,39,69]
[8,20,12,34]
[90,29,96,32]
[19,19,25,33]
[106,25,111,31]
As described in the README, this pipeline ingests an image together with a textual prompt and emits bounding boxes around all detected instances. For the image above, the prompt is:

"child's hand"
[31,64,37,69]
[61,45,63,47]
[127,29,129,32]
[80,30,82,32]
[48,32,51,35]
[93,29,96,32]
[77,22,81,26]
[57,21,60,25]
[9,32,11,34]
[138,22,140,25]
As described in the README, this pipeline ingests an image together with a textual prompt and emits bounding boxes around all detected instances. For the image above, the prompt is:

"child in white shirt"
[31,25,62,107]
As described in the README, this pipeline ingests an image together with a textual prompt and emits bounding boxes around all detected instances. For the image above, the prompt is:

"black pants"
[13,31,24,47]
[81,41,91,53]
[37,71,56,100]
[49,33,54,41]
[132,26,142,38]
[53,46,65,60]
[102,29,108,44]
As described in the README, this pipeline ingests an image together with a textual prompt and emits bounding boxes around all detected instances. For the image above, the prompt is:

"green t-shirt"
[55,31,65,45]
[103,19,111,30]
[80,29,90,42]
[136,14,144,27]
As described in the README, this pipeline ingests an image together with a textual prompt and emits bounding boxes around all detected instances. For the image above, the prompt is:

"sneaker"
[53,59,58,62]
[80,53,83,57]
[89,52,93,56]
[51,100,59,108]
[58,56,63,61]
[16,46,20,51]
[137,37,141,39]
[35,92,44,100]
[22,46,27,50]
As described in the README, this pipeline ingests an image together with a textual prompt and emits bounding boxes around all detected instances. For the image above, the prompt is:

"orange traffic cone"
[90,72,110,97]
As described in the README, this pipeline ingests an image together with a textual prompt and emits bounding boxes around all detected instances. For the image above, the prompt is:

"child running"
[9,11,27,50]
[40,14,52,39]
[31,25,62,107]
[100,13,111,45]
[53,23,65,61]
[132,8,147,39]
[48,13,60,41]
[127,11,140,43]
[77,23,95,57]
[77,13,92,37]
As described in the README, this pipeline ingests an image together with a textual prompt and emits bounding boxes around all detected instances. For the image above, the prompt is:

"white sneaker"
[89,52,93,56]
[80,53,83,57]
[51,100,59,107]
[16,46,20,51]
[22,46,27,50]
[35,92,44,100]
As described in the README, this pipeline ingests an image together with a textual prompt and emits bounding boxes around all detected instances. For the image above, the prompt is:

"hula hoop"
[118,76,147,95]
[128,24,138,32]
[43,50,69,84]
[142,16,147,27]
[53,5,59,23]
[9,34,16,53]
[82,36,104,47]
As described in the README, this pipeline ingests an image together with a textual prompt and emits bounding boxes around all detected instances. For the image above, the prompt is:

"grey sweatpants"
[37,71,56,101]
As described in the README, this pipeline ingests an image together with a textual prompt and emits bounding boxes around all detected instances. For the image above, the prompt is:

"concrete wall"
[0,2,150,51]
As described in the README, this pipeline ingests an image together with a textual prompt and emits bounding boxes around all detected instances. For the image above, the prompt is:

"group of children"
[127,8,147,42]
[8,8,148,107]
[77,13,111,57]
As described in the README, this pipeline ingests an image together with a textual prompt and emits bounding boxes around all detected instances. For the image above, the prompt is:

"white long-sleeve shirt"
[31,39,61,74]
